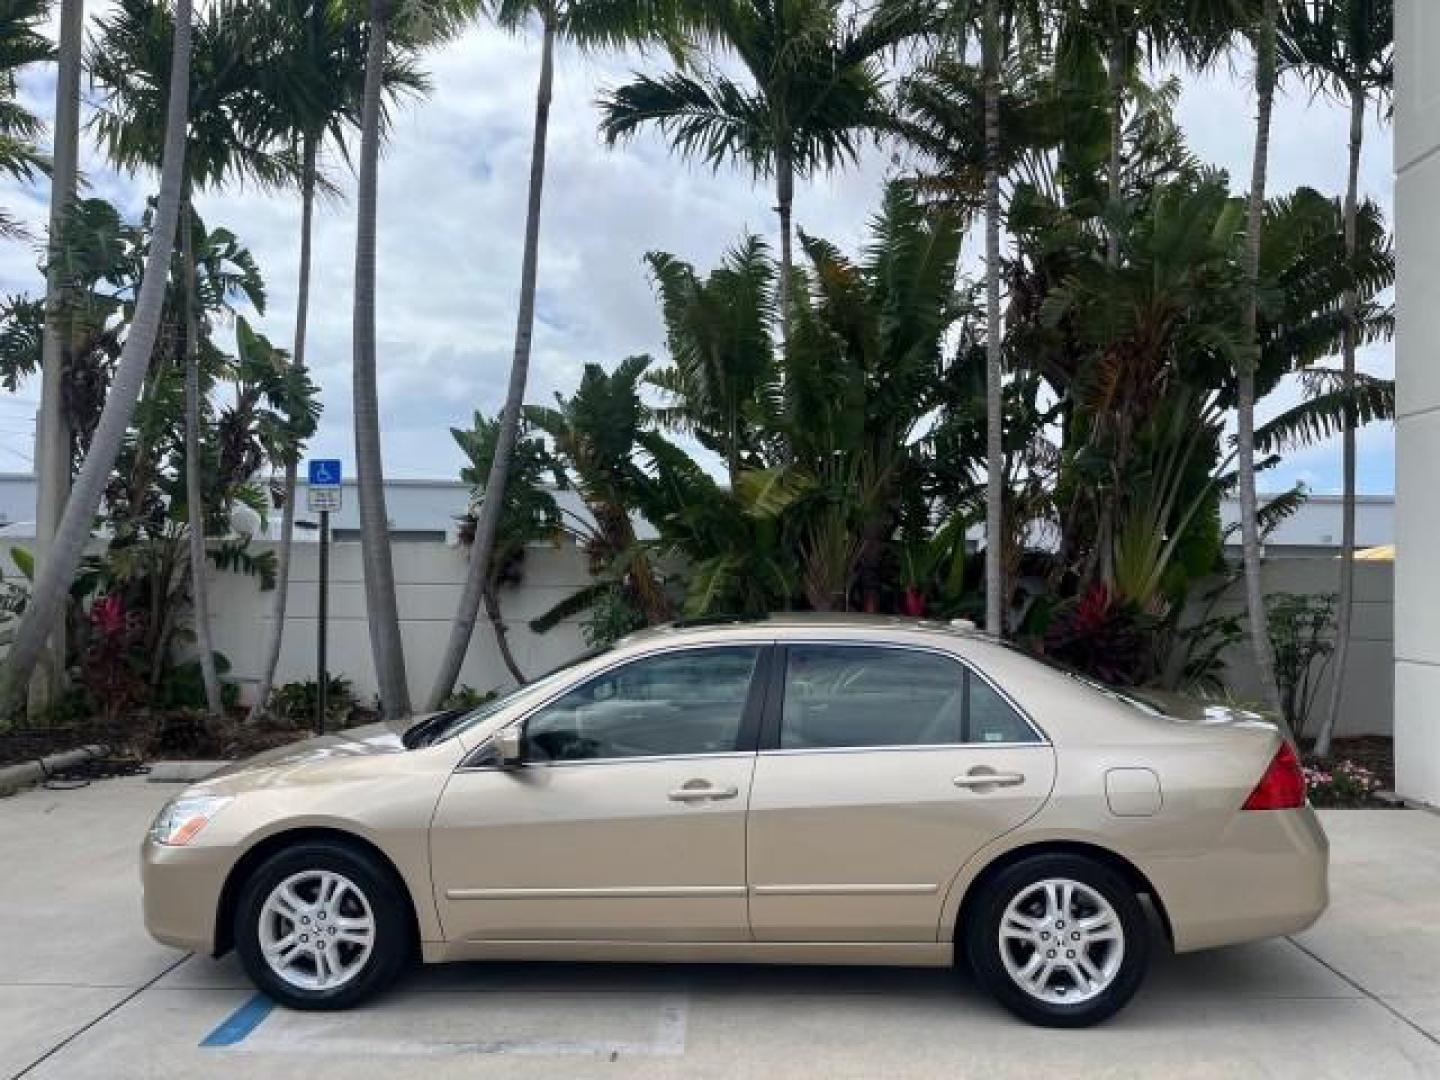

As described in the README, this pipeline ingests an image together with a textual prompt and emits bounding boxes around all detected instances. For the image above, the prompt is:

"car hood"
[202,722,407,784]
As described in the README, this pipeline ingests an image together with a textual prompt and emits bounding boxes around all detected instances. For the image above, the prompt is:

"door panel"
[429,643,770,944]
[747,746,1055,941]
[431,755,756,942]
[747,643,1056,942]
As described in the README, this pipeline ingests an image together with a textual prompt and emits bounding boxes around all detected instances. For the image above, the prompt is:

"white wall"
[1208,559,1394,739]
[1395,1,1440,805]
[207,539,592,706]
[0,537,591,708]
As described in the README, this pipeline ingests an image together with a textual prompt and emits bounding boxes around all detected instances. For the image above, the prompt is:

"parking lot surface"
[2,773,1439,1079]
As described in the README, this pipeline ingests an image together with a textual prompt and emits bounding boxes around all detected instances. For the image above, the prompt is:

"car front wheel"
[965,853,1149,1027]
[234,841,412,1010]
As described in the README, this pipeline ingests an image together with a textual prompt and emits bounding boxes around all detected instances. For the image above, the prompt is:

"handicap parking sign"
[308,459,342,487]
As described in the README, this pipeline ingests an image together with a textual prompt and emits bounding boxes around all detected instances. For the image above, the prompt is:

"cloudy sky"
[0,11,1396,495]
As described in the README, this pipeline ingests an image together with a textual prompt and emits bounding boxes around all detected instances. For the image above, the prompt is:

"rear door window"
[778,645,1038,749]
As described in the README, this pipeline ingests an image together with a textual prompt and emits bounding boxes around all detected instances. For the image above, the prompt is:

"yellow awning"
[1354,545,1394,561]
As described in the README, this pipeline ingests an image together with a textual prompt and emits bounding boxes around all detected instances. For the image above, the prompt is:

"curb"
[0,744,103,797]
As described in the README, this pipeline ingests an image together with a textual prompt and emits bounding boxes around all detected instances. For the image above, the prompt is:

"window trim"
[459,641,775,771]
[758,640,1048,753]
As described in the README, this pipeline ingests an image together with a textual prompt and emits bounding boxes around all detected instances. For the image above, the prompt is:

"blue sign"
[308,459,342,487]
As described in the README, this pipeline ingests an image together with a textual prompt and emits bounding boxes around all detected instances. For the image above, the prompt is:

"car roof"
[617,612,994,647]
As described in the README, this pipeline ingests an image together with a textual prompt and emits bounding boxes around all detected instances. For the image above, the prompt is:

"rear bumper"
[141,838,231,954]
[1150,806,1329,953]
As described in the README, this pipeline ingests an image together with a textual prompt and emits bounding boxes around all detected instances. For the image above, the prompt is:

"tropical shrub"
[1267,592,1337,738]
[268,675,355,730]
[1040,585,1157,687]
[441,684,496,712]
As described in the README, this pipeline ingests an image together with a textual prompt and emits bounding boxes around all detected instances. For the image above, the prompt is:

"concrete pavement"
[2,775,1438,1079]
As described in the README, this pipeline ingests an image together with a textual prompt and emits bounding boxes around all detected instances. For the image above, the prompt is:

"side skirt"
[422,939,952,967]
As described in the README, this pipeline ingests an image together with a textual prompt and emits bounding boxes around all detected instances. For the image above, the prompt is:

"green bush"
[268,675,355,730]
[442,684,496,712]
[154,652,239,712]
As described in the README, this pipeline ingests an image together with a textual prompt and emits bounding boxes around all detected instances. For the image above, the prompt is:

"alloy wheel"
[257,869,376,991]
[997,877,1125,1005]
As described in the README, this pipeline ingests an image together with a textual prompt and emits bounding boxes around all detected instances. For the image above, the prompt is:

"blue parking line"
[200,993,275,1047]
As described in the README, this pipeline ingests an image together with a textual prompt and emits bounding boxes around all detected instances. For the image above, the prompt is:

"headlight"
[149,794,232,846]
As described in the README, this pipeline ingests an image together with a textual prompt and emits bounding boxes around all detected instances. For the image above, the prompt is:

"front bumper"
[1151,805,1330,953]
[141,837,232,954]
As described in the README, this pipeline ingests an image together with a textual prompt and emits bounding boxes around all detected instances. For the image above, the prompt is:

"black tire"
[964,853,1148,1028]
[234,840,413,1010]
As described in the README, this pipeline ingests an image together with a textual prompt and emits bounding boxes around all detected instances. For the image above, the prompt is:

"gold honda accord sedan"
[142,615,1328,1027]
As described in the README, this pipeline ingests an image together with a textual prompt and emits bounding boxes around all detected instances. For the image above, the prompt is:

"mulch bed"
[1,706,379,771]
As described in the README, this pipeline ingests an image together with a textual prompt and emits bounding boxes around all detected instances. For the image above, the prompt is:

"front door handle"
[953,770,1026,790]
[668,780,739,802]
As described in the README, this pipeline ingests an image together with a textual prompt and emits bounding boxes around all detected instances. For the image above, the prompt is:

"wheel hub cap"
[998,878,1125,1005]
[258,870,375,992]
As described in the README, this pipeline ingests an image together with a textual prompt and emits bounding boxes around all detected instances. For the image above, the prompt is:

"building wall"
[207,539,592,705]
[0,537,592,708]
[1395,1,1440,804]
[1207,559,1394,739]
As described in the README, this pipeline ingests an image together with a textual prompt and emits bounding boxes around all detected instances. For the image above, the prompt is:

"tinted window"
[781,646,964,748]
[779,646,1038,749]
[966,673,1037,743]
[524,647,759,761]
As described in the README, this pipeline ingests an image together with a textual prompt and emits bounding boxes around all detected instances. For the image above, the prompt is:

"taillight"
[1242,741,1307,810]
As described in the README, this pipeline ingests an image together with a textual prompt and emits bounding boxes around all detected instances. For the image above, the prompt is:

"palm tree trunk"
[484,578,525,685]
[983,0,1004,637]
[247,134,317,724]
[777,143,794,351]
[29,0,84,716]
[0,0,193,712]
[1106,34,1125,269]
[353,0,410,720]
[426,17,555,711]
[182,197,222,720]
[1237,0,1283,718]
[1315,80,1366,759]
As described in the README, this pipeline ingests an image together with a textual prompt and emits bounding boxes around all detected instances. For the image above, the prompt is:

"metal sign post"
[307,460,343,735]
[316,509,329,735]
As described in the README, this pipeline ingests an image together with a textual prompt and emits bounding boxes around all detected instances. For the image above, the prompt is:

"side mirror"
[493,726,524,770]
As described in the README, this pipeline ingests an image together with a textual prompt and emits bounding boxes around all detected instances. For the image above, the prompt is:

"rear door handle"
[953,771,1026,789]
[668,782,739,802]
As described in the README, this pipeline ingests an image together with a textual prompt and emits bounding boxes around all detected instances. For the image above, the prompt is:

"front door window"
[524,646,761,761]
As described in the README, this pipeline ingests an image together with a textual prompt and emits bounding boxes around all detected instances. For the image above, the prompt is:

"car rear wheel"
[965,853,1148,1027]
[234,841,412,1010]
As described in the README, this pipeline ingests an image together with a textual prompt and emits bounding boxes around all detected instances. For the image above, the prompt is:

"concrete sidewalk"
[2,776,1438,1079]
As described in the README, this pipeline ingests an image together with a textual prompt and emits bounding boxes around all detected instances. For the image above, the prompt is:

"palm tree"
[427,0,687,710]
[524,356,672,631]
[982,0,1004,635]
[0,0,52,240]
[30,0,83,715]
[1063,0,1253,266]
[899,0,1044,635]
[598,0,933,352]
[0,0,193,713]
[1236,0,1282,715]
[451,412,563,683]
[1279,0,1392,757]
[91,0,301,720]
[644,235,775,488]
[245,0,426,724]
[351,0,472,720]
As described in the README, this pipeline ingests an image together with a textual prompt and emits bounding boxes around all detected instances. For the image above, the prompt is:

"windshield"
[403,646,612,748]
